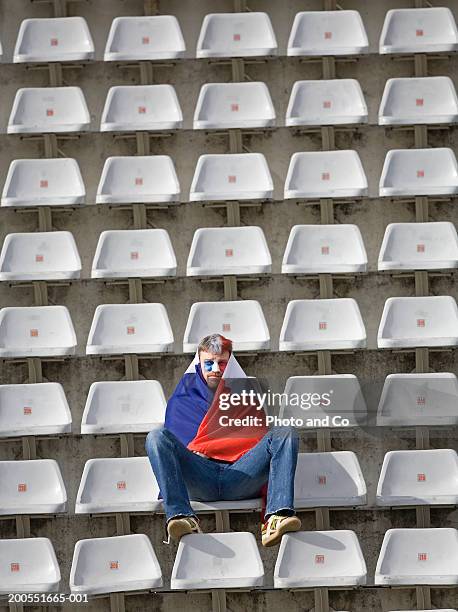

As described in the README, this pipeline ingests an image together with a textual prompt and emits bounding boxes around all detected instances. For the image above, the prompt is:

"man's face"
[199,350,230,389]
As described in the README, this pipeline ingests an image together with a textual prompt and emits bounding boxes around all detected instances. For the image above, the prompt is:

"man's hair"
[198,334,232,356]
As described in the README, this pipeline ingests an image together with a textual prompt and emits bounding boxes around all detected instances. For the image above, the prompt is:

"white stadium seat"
[0,231,81,281]
[70,534,162,594]
[96,155,180,204]
[14,17,94,63]
[377,373,458,427]
[376,449,458,506]
[8,87,90,134]
[81,380,166,434]
[171,532,264,590]
[377,296,458,349]
[100,85,183,132]
[0,459,66,514]
[375,528,458,585]
[91,229,177,279]
[280,299,366,351]
[86,303,173,355]
[286,79,368,126]
[1,158,85,208]
[0,382,71,438]
[280,375,367,428]
[194,82,275,129]
[288,10,369,56]
[190,153,273,202]
[0,538,60,593]
[183,300,270,352]
[380,8,458,55]
[379,148,458,197]
[274,530,367,588]
[0,306,77,358]
[378,222,458,271]
[197,12,277,58]
[294,452,367,508]
[378,77,458,125]
[284,150,368,200]
[282,224,368,274]
[187,226,271,276]
[104,16,185,61]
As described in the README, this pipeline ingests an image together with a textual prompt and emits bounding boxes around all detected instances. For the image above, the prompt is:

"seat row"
[2,223,457,282]
[0,449,457,515]
[0,296,457,358]
[5,9,458,64]
[1,371,457,437]
[2,527,458,594]
[2,148,458,210]
[5,77,458,134]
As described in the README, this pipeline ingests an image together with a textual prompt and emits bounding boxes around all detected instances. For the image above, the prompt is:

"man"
[145,333,301,546]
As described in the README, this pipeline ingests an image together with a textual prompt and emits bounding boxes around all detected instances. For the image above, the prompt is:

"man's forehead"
[199,350,230,361]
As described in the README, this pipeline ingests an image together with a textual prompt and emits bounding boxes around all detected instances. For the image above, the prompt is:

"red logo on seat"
[417,395,426,405]
[417,319,425,327]
[321,246,330,255]
[416,29,424,37]
[417,473,426,482]
[50,38,58,46]
[315,554,325,563]
[321,172,330,181]
[40,180,48,188]
[138,106,146,114]
[142,36,150,45]
[23,407,32,415]
[222,323,231,332]
[110,561,119,570]
[417,243,425,253]
[127,326,135,335]
[30,329,39,337]
[231,103,239,112]
[130,251,139,260]
[228,175,237,183]
[225,249,233,257]
[319,321,327,330]
[418,552,427,561]
[46,109,54,117]
[318,475,327,485]
[117,481,126,490]
[18,483,27,492]
[324,32,332,39]
[135,177,143,186]
[416,98,424,107]
[233,33,241,41]
[10,563,20,572]
[323,100,331,109]
[417,170,424,178]
[35,254,44,262]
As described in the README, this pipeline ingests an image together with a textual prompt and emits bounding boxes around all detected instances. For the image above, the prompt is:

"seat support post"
[211,590,227,612]
[228,129,243,153]
[415,426,430,449]
[27,358,43,383]
[128,278,144,303]
[43,134,58,158]
[415,196,429,222]
[215,510,231,532]
[38,206,53,232]
[110,592,126,612]
[139,61,154,85]
[414,270,429,296]
[315,507,330,530]
[33,281,49,306]
[320,199,334,224]
[132,203,148,229]
[15,516,31,538]
[415,586,431,609]
[124,355,140,381]
[115,512,131,535]
[223,276,238,300]
[120,433,135,458]
[320,127,335,151]
[415,347,429,373]
[322,57,336,79]
[416,505,431,528]
[319,274,333,299]
[414,125,428,148]
[22,436,37,460]
[314,587,330,612]
[226,201,241,226]
[317,350,332,375]
[414,53,428,77]
[48,62,63,87]
[231,59,245,82]
[144,0,159,15]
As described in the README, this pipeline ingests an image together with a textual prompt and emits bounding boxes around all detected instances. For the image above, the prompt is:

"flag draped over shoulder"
[164,353,267,462]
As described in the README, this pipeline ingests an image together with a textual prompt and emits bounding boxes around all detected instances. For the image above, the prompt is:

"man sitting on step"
[145,333,301,546]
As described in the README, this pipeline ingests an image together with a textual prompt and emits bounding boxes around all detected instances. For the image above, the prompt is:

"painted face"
[199,350,230,389]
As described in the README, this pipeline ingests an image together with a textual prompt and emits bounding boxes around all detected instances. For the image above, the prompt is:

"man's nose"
[211,362,221,373]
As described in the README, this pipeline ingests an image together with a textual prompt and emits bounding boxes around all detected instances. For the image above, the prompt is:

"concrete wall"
[0,1,457,611]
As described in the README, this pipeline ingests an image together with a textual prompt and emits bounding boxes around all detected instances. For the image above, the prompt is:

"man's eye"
[219,361,228,369]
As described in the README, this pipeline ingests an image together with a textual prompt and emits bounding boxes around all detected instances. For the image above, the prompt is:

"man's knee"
[270,425,298,440]
[145,427,171,453]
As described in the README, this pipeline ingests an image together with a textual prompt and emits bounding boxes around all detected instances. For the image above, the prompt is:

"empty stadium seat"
[0,306,77,358]
[282,224,368,274]
[0,459,66,514]
[187,226,271,276]
[377,296,458,348]
[8,87,90,134]
[294,452,367,508]
[279,299,366,351]
[183,300,270,352]
[288,10,369,56]
[14,17,94,63]
[190,153,273,202]
[81,380,166,434]
[280,375,367,428]
[171,532,264,589]
[274,530,367,588]
[286,80,368,126]
[76,456,261,514]
[86,303,173,355]
[376,449,458,506]
[96,155,180,204]
[375,528,458,585]
[380,8,458,55]
[378,222,458,271]
[378,77,458,125]
[377,373,458,427]
[104,16,185,61]
[91,229,177,278]
[70,534,162,594]
[284,150,368,200]
[1,158,85,208]
[379,148,458,197]
[0,538,60,593]
[0,382,71,438]
[100,85,183,132]
[194,82,275,129]
[196,12,277,58]
[0,231,81,281]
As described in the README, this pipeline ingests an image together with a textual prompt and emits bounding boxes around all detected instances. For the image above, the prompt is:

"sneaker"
[261,514,301,547]
[166,516,202,543]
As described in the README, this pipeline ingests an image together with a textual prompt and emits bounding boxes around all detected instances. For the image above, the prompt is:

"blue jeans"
[145,426,299,521]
